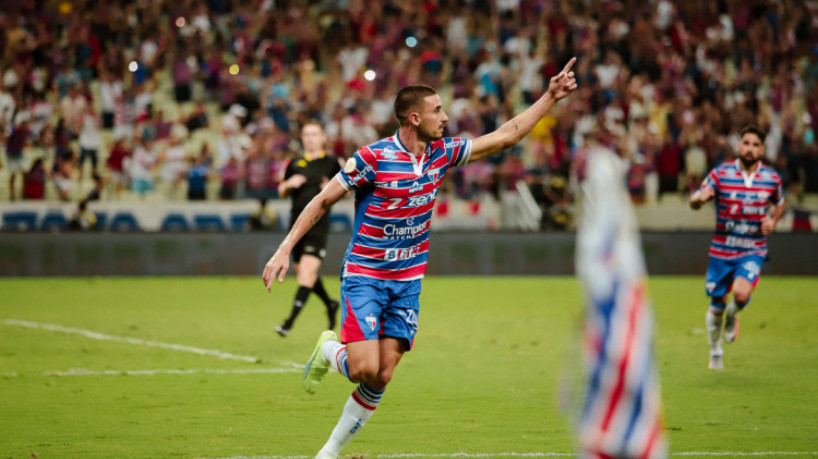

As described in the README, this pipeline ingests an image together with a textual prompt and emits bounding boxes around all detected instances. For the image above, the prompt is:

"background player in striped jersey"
[689,125,786,370]
[275,121,342,337]
[262,59,578,458]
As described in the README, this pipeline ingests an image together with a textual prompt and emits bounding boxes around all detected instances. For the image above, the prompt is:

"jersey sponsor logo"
[444,139,463,150]
[382,220,428,239]
[725,236,758,248]
[344,157,357,174]
[408,181,423,193]
[381,147,398,160]
[350,162,374,185]
[381,190,437,209]
[725,221,754,234]
[384,243,423,261]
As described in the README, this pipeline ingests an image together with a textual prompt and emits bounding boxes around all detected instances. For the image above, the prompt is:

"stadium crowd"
[1,0,817,229]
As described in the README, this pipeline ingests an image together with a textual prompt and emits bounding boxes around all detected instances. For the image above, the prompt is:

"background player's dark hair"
[302,119,324,131]
[394,85,438,127]
[739,125,766,143]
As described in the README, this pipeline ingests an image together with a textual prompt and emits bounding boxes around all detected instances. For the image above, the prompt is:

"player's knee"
[734,290,752,305]
[348,361,379,384]
[375,367,395,386]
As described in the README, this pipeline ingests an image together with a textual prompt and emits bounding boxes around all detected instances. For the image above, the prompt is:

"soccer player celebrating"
[275,121,342,337]
[263,58,577,458]
[689,125,786,370]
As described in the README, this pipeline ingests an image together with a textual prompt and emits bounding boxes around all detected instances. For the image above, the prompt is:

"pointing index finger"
[561,57,577,75]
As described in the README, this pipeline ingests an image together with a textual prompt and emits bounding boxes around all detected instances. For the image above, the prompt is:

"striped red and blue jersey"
[697,159,784,260]
[336,132,472,281]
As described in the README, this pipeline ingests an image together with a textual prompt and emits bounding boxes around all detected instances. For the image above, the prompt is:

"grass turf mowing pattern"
[1,276,816,458]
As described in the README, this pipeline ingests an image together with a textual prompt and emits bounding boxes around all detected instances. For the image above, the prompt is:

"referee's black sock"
[283,286,312,329]
[312,278,335,306]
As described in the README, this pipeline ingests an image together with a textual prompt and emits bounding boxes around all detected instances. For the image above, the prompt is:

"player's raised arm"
[262,177,347,291]
[469,57,578,163]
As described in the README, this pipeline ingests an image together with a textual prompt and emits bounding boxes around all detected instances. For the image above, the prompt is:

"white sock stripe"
[3,319,262,363]
[356,384,384,404]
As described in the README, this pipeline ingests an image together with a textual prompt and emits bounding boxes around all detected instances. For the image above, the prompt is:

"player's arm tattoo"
[513,120,519,131]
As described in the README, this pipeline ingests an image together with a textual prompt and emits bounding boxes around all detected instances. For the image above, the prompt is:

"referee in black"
[275,121,342,337]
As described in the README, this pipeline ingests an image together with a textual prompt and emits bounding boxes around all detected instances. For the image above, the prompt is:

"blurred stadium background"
[2,2,818,458]
[1,0,817,275]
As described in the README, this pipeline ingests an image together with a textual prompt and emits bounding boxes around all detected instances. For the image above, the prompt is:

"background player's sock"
[282,286,311,328]
[706,309,724,356]
[322,339,352,381]
[312,278,335,306]
[317,383,384,457]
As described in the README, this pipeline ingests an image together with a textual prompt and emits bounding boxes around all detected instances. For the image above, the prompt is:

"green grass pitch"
[1,276,817,458]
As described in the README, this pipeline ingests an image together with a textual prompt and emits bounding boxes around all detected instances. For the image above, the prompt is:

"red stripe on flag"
[601,284,643,432]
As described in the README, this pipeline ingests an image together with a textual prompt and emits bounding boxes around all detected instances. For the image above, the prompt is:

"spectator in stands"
[22,158,47,200]
[78,104,102,180]
[130,135,158,198]
[186,154,210,201]
[5,117,30,200]
[159,128,189,200]
[219,156,243,200]
[106,137,131,199]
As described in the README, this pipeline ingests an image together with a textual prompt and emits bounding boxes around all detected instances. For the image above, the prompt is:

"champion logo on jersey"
[365,315,378,331]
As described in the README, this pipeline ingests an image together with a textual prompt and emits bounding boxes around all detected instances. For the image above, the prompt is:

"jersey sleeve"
[336,147,378,190]
[445,137,472,167]
[698,167,719,193]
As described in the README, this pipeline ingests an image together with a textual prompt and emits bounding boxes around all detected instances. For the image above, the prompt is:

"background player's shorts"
[705,254,765,301]
[339,276,421,350]
[292,228,328,262]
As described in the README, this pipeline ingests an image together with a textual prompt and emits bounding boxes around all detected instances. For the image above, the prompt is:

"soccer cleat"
[327,300,340,330]
[275,325,290,337]
[303,330,337,394]
[708,354,724,370]
[723,312,739,344]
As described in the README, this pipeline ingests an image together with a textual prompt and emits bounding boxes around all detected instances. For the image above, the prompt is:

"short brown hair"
[394,85,438,127]
[739,125,766,143]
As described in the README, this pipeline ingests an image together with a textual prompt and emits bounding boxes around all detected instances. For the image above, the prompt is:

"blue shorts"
[339,276,421,350]
[705,254,765,304]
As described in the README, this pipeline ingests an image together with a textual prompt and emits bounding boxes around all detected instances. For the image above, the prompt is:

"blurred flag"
[576,148,667,459]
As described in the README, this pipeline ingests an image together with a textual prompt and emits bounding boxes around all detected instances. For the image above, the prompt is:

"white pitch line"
[4,319,262,363]
[200,453,818,459]
[50,368,299,376]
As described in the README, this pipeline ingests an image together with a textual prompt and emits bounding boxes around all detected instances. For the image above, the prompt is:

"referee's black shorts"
[292,227,329,262]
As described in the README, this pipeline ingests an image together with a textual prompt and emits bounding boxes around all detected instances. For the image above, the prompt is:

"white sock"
[706,310,724,356]
[317,385,383,457]
[726,300,737,316]
[321,339,351,381]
